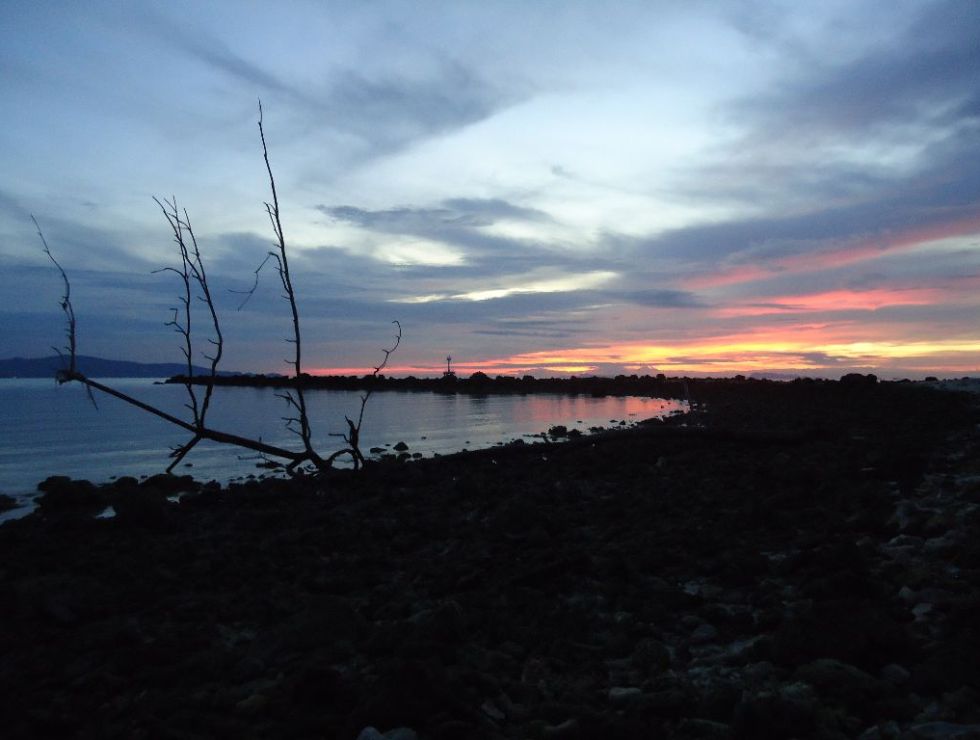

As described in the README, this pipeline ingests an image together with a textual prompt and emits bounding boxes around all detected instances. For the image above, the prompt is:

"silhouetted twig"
[38,103,400,477]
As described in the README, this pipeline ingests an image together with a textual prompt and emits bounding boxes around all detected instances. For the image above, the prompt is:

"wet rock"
[0,493,17,512]
[37,476,103,513]
[393,441,409,452]
[140,473,195,492]
[112,489,172,529]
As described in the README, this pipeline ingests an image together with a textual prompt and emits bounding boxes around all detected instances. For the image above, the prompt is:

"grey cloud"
[473,328,574,339]
[635,127,980,269]
[441,198,552,223]
[613,289,704,308]
[675,1,980,226]
[320,196,550,232]
[141,8,523,160]
[733,1,980,138]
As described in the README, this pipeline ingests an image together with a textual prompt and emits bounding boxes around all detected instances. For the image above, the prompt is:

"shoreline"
[2,380,980,738]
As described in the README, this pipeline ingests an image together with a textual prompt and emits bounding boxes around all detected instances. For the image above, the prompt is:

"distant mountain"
[0,355,236,379]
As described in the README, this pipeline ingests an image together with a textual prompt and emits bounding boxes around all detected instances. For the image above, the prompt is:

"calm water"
[0,378,685,505]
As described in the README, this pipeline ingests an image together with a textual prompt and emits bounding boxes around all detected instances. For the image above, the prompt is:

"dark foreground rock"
[1,380,979,739]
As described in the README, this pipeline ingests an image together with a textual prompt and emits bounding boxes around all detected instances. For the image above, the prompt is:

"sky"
[1,0,978,379]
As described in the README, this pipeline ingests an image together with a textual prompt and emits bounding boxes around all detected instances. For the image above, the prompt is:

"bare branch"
[258,99,318,463]
[40,103,396,480]
[231,251,277,310]
[33,216,76,377]
[154,196,199,424]
[343,320,403,467]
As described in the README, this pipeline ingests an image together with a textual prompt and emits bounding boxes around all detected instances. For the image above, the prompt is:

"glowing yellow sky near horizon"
[312,333,980,377]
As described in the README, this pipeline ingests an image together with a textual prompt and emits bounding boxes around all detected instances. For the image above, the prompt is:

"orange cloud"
[715,287,942,317]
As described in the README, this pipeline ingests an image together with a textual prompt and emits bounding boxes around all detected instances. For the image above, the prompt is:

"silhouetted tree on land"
[36,103,399,475]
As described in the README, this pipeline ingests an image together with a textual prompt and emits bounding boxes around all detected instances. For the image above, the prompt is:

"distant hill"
[0,355,235,379]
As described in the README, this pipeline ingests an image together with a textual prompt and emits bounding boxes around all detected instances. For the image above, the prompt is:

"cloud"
[734,1,980,138]
[316,197,612,282]
[671,2,980,223]
[140,7,527,161]
[614,289,704,308]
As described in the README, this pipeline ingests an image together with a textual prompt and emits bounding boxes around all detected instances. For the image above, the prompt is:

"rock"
[793,658,885,704]
[480,700,505,721]
[942,686,980,722]
[858,721,902,739]
[547,425,568,438]
[393,441,409,451]
[357,729,385,740]
[644,687,696,719]
[36,476,103,513]
[732,682,818,738]
[691,623,719,644]
[384,729,419,740]
[631,638,671,673]
[608,686,643,707]
[275,594,366,653]
[0,493,17,512]
[235,693,268,714]
[140,473,195,492]
[907,722,980,739]
[741,661,776,685]
[773,600,912,668]
[541,718,580,738]
[676,718,733,739]
[349,659,469,732]
[880,663,911,686]
[913,635,980,694]
[112,489,171,529]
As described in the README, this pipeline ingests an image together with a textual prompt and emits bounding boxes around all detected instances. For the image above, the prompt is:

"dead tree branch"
[34,216,76,378]
[257,99,324,472]
[329,320,402,469]
[38,103,399,479]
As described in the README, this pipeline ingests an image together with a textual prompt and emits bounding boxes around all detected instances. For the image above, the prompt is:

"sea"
[0,377,686,517]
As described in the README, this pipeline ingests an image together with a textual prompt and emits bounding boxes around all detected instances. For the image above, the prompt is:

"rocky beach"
[2,378,980,739]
